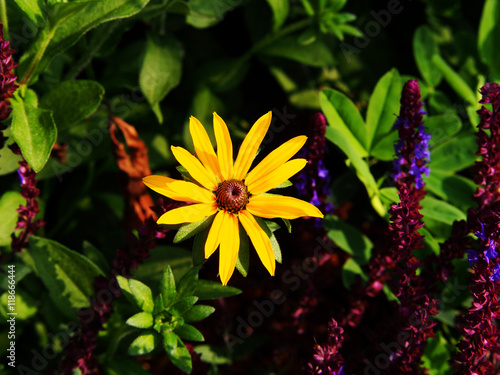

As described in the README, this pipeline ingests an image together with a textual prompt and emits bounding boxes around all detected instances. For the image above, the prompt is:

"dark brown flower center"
[215,179,249,214]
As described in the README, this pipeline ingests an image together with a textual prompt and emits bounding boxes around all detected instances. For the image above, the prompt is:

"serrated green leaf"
[11,90,57,173]
[235,225,250,277]
[324,215,372,264]
[174,215,214,243]
[139,33,183,123]
[183,305,216,323]
[320,88,368,157]
[168,296,198,316]
[160,266,177,308]
[129,279,155,313]
[27,236,104,319]
[413,26,443,88]
[0,191,25,247]
[194,280,242,300]
[39,80,104,130]
[174,324,204,342]
[126,311,154,329]
[128,331,160,356]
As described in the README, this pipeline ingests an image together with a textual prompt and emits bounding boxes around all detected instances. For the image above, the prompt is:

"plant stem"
[0,0,8,39]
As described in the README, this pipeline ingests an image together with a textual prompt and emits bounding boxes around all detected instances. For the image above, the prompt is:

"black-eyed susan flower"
[143,112,323,285]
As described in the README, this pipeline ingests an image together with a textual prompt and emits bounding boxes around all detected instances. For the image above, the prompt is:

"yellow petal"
[213,112,233,180]
[189,116,223,182]
[157,203,217,225]
[246,195,324,219]
[205,210,224,259]
[248,159,307,195]
[143,175,214,203]
[238,210,275,276]
[245,136,307,188]
[171,146,218,191]
[219,212,240,285]
[233,111,272,180]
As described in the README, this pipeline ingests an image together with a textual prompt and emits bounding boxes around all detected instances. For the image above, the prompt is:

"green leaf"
[194,280,242,300]
[431,54,477,106]
[431,134,477,172]
[365,68,401,153]
[0,191,25,247]
[0,127,24,176]
[139,33,183,123]
[163,330,178,351]
[254,217,282,263]
[174,215,214,243]
[186,0,238,28]
[129,279,155,313]
[103,357,153,375]
[168,296,198,316]
[39,80,105,130]
[12,0,44,26]
[235,226,250,277]
[478,0,500,81]
[192,226,210,267]
[116,275,135,305]
[378,187,398,206]
[425,114,462,147]
[342,257,368,289]
[126,311,154,329]
[176,267,199,300]
[160,266,177,308]
[420,196,467,226]
[174,324,205,342]
[27,236,104,318]
[18,0,150,83]
[10,90,57,172]
[267,0,289,32]
[194,344,232,365]
[422,331,453,375]
[282,218,292,233]
[128,331,160,356]
[320,88,367,157]
[260,36,335,67]
[183,305,216,323]
[413,26,443,88]
[167,337,192,374]
[419,227,440,256]
[324,215,372,265]
[0,289,37,320]
[426,169,476,209]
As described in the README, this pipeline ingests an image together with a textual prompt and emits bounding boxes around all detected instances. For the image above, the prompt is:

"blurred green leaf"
[174,323,204,342]
[0,191,25,247]
[420,196,467,225]
[11,90,57,172]
[342,257,367,289]
[167,337,192,373]
[193,226,210,267]
[260,36,335,67]
[425,114,462,147]
[129,279,155,313]
[267,0,289,32]
[187,0,237,28]
[183,305,216,323]
[27,236,104,318]
[366,68,401,158]
[160,266,177,308]
[478,0,500,81]
[324,215,372,264]
[139,33,183,123]
[432,54,478,106]
[128,331,160,355]
[39,80,105,130]
[413,26,442,88]
[176,267,199,301]
[0,289,37,320]
[126,311,154,329]
[0,127,24,176]
[422,331,453,375]
[320,88,367,157]
[12,0,44,26]
[426,169,476,209]
[194,344,232,364]
[104,357,153,375]
[194,280,242,300]
[431,134,477,172]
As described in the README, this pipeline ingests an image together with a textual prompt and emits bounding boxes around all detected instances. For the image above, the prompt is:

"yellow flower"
[143,112,323,285]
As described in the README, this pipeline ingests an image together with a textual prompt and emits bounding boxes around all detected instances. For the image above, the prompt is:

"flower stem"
[0,0,8,39]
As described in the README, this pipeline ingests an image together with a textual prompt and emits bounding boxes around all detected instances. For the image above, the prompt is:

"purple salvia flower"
[484,239,497,264]
[466,249,479,267]
[307,318,344,375]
